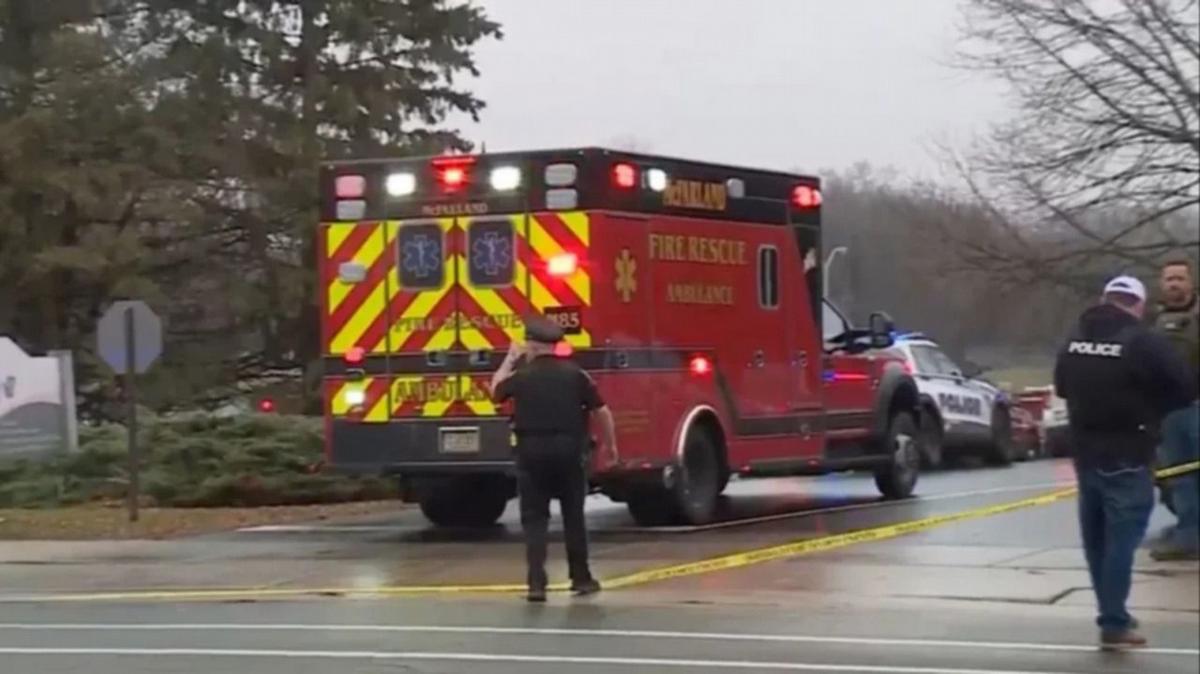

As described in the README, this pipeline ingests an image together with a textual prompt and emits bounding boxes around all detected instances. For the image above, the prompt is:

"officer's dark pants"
[1075,459,1154,634]
[515,436,593,590]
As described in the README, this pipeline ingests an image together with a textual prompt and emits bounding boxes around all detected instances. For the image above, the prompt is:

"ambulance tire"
[625,492,676,527]
[874,411,921,500]
[418,476,509,528]
[716,468,732,496]
[626,427,721,527]
[673,427,722,525]
[984,406,1015,467]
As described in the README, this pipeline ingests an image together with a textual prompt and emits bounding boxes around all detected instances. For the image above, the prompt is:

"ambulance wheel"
[716,468,732,496]
[874,411,920,500]
[984,406,1014,467]
[626,427,721,527]
[419,476,509,528]
[626,492,676,527]
[673,427,721,525]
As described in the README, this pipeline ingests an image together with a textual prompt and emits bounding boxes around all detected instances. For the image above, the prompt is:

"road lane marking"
[0,647,1091,673]
[7,461,1196,603]
[0,623,1195,656]
[0,583,531,602]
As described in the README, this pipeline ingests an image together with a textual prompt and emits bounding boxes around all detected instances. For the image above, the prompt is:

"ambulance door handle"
[751,350,765,368]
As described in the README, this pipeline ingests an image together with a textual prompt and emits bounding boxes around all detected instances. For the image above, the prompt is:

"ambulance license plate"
[439,428,480,454]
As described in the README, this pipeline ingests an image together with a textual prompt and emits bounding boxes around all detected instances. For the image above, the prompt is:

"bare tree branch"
[945,0,1199,288]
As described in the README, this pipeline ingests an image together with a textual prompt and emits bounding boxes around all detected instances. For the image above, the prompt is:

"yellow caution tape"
[16,462,1197,603]
[603,488,1077,589]
[1156,460,1200,480]
[603,460,1200,589]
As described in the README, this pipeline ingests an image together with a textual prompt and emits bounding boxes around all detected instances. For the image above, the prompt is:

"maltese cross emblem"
[615,249,637,303]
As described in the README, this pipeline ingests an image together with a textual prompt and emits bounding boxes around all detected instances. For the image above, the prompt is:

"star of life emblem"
[471,231,513,277]
[402,234,442,279]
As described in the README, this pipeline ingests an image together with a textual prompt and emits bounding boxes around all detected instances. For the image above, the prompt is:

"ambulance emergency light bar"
[606,161,819,207]
[327,149,823,221]
[333,158,525,201]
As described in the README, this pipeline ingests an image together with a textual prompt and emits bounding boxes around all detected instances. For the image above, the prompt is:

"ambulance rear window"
[398,223,446,289]
[468,219,515,287]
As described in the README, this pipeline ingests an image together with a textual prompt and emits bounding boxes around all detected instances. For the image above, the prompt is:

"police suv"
[889,334,1016,468]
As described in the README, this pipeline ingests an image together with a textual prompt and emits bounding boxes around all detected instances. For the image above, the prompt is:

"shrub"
[0,413,391,509]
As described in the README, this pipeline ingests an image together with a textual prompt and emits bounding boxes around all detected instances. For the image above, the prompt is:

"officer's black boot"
[525,555,549,602]
[526,562,549,603]
[570,579,601,597]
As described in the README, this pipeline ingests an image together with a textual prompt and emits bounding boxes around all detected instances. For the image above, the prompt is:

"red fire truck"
[318,148,923,527]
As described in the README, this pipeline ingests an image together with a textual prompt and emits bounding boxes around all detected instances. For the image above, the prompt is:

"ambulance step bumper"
[328,418,516,475]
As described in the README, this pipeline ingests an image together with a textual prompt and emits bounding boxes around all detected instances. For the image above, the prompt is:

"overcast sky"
[450,0,1009,182]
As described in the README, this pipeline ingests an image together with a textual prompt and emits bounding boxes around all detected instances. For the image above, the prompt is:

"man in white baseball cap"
[1054,274,1195,650]
[1102,275,1148,305]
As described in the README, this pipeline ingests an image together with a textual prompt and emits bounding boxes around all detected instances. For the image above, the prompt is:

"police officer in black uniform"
[1054,276,1196,650]
[490,314,617,602]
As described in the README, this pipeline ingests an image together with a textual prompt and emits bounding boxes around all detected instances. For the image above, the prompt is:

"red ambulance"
[318,148,923,527]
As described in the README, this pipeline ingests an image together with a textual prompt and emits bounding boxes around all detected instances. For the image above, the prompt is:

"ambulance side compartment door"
[588,213,657,467]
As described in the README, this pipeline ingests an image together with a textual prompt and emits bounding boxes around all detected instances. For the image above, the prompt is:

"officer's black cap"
[523,313,564,344]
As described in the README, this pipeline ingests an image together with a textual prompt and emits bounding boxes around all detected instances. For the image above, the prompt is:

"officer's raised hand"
[490,340,526,395]
[507,339,527,361]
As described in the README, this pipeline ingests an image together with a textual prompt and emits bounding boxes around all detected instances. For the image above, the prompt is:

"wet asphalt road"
[1,594,1197,674]
[0,458,1094,595]
[1,458,1196,673]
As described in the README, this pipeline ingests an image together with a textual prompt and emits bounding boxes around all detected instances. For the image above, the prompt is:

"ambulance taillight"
[344,346,366,366]
[689,355,712,376]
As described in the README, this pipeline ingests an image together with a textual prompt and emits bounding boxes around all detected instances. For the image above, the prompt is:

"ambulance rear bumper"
[328,418,516,476]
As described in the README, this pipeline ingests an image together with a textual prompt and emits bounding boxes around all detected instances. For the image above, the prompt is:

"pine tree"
[132,0,502,405]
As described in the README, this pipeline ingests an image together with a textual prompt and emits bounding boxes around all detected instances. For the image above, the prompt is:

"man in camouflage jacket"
[1149,259,1200,561]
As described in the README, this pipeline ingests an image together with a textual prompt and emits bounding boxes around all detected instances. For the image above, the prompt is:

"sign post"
[123,307,140,523]
[97,301,162,523]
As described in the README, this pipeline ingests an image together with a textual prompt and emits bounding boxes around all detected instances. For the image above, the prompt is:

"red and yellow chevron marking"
[323,221,399,355]
[377,218,457,354]
[327,377,390,423]
[481,212,593,349]
[322,219,460,356]
[322,212,593,420]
